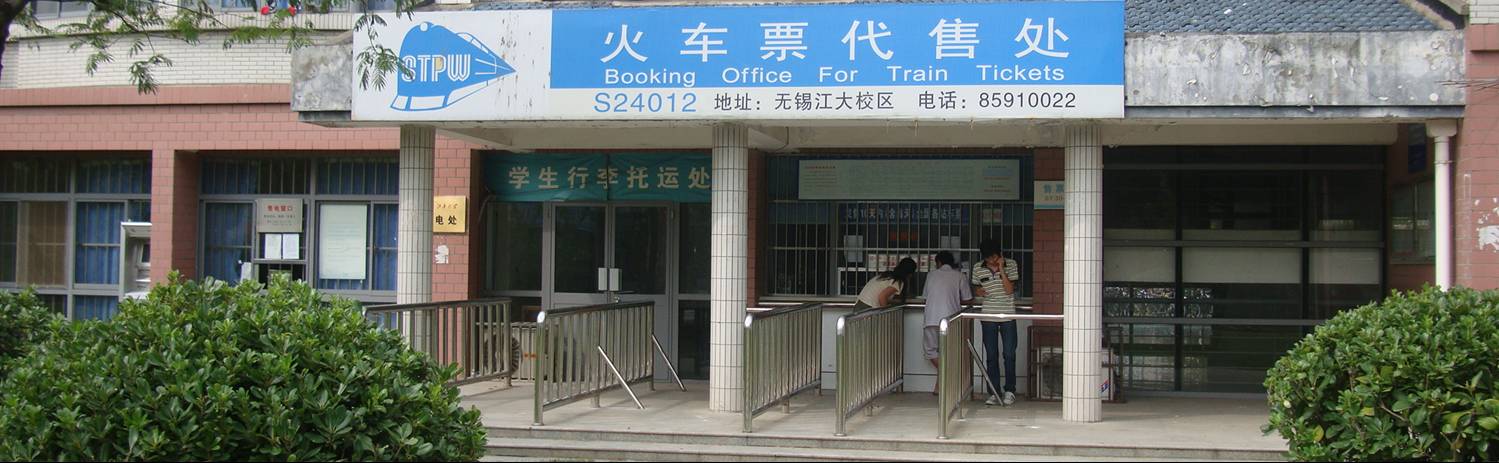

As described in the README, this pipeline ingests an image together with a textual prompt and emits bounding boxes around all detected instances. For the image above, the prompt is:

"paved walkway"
[461,381,1287,455]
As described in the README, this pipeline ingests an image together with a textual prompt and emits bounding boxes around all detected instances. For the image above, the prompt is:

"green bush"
[0,274,486,461]
[0,290,63,379]
[1265,286,1499,461]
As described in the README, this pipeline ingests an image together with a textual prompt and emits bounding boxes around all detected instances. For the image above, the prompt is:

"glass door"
[612,205,674,381]
[545,202,678,381]
[548,203,609,308]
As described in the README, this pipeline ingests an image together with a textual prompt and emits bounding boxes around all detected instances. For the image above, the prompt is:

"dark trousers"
[981,320,1018,394]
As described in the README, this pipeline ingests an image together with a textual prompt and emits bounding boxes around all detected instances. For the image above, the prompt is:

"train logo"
[391,22,514,112]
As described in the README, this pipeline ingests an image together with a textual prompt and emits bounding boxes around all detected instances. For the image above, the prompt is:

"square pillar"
[148,148,198,283]
[710,123,749,412]
[1063,125,1104,422]
[399,126,435,304]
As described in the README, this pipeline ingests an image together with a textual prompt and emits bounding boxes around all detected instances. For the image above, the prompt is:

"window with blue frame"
[0,156,150,321]
[74,295,120,321]
[316,203,398,291]
[202,203,254,283]
[315,157,399,291]
[29,0,91,20]
[74,202,125,285]
[199,156,398,295]
[73,160,153,286]
[0,202,15,283]
[201,158,311,196]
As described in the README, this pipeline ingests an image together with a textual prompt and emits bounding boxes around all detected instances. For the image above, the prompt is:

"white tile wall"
[709,123,749,412]
[2,31,344,89]
[1063,125,1104,423]
[398,126,434,304]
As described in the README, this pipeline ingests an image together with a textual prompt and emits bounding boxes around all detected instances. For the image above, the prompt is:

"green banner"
[483,153,710,202]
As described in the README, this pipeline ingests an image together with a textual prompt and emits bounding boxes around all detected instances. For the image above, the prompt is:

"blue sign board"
[551,1,1124,89]
[354,2,1125,121]
[484,153,711,202]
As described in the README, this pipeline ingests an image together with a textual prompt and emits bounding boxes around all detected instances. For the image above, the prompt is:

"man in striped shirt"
[972,239,1020,406]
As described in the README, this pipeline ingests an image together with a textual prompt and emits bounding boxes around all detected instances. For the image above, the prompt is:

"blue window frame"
[317,158,400,196]
[77,160,150,195]
[2,156,149,320]
[315,203,397,291]
[200,157,397,297]
[203,203,254,283]
[74,202,125,285]
[74,295,120,321]
[202,158,310,195]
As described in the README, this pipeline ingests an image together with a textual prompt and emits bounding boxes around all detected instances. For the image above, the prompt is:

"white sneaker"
[984,394,1000,406]
[1002,392,1016,406]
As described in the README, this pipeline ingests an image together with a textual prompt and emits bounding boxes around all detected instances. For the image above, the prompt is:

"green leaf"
[1479,416,1499,431]
[0,276,485,460]
[1393,398,1413,412]
[1444,411,1465,430]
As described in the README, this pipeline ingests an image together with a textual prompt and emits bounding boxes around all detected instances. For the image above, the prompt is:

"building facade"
[1,0,1485,421]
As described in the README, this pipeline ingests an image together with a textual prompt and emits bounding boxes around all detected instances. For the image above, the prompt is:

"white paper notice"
[319,204,368,280]
[282,234,301,260]
[263,234,283,260]
[843,235,864,265]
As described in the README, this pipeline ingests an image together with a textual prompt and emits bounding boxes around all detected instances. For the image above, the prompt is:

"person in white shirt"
[972,239,1021,406]
[854,258,917,309]
[922,251,973,377]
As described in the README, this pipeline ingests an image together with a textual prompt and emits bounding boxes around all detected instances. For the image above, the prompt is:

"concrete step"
[486,426,1285,461]
[484,437,1238,462]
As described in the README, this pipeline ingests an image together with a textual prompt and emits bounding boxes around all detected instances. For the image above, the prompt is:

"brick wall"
[747,150,764,306]
[1,84,485,294]
[149,148,199,283]
[1460,27,1499,289]
[1,32,344,90]
[1032,148,1064,316]
[431,141,479,301]
[0,89,397,151]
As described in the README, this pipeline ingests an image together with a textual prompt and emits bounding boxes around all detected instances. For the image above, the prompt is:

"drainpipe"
[1428,120,1457,290]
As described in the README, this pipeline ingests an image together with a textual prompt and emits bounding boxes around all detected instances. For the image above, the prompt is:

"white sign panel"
[352,2,1125,121]
[318,204,368,280]
[1035,180,1064,209]
[256,199,303,233]
[798,159,1019,200]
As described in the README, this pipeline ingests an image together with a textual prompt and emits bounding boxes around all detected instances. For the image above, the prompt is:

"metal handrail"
[833,303,905,437]
[937,311,1065,439]
[365,297,513,386]
[532,301,686,426]
[936,311,989,440]
[742,302,823,433]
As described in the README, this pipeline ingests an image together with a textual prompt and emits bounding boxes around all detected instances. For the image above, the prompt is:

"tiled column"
[399,126,435,305]
[710,123,749,412]
[1063,124,1104,422]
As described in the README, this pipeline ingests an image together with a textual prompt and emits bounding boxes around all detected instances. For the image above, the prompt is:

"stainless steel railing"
[742,302,824,433]
[364,298,513,386]
[936,310,983,440]
[833,304,905,437]
[532,301,686,426]
[937,311,1064,439]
